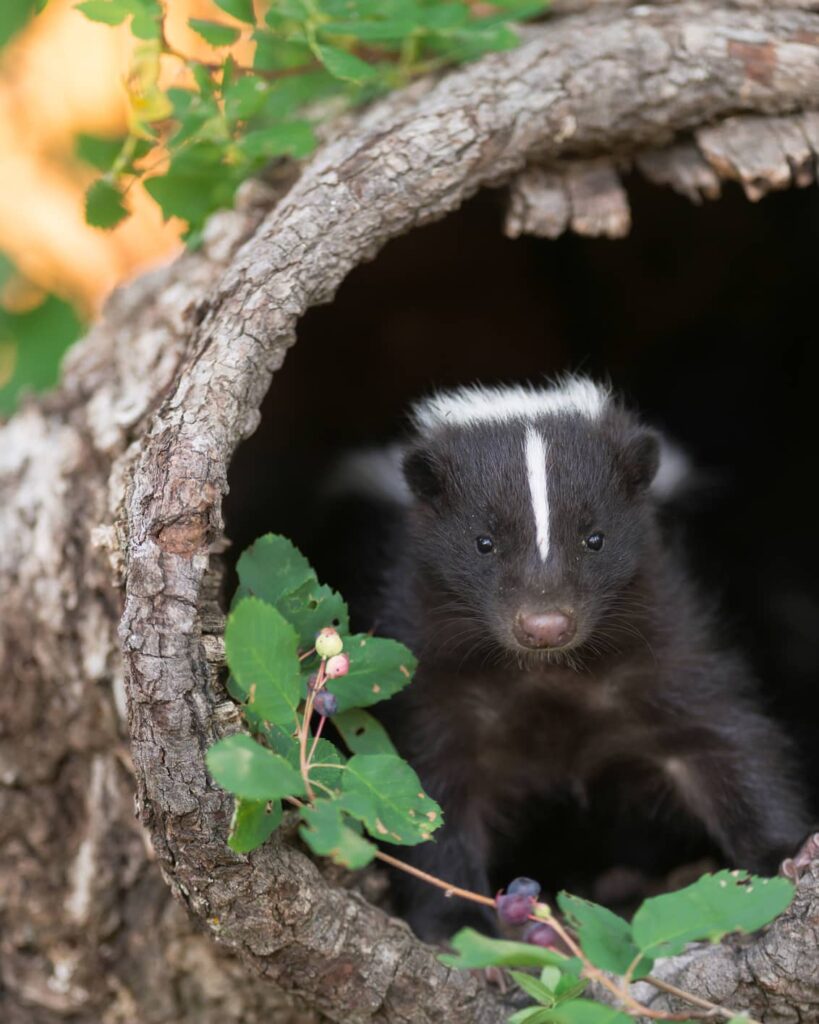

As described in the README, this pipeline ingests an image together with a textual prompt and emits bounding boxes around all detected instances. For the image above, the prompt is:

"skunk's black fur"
[339,380,811,941]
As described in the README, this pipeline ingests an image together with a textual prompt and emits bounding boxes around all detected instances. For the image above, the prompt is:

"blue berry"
[495,892,534,925]
[313,690,338,717]
[507,877,541,899]
[523,922,559,948]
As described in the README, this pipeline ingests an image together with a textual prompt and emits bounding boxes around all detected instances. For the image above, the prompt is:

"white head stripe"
[525,427,550,562]
[411,376,609,433]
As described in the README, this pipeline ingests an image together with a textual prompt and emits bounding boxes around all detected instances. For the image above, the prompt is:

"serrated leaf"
[238,121,317,160]
[333,708,398,755]
[189,18,241,46]
[299,798,377,868]
[264,70,340,118]
[75,0,131,26]
[439,929,581,973]
[320,19,415,43]
[213,0,255,24]
[631,870,794,959]
[1,0,41,46]
[225,597,302,725]
[314,43,378,84]
[304,737,345,790]
[85,179,128,229]
[537,1002,633,1024]
[259,719,300,757]
[557,893,652,978]
[508,1010,557,1024]
[0,292,84,416]
[207,734,306,800]
[323,634,415,712]
[279,578,349,649]
[342,754,442,845]
[236,533,315,607]
[228,797,282,852]
[509,970,556,1007]
[252,31,312,71]
[225,75,270,122]
[75,133,127,172]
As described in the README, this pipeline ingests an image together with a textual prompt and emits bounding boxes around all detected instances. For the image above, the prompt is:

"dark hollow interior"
[225,176,819,903]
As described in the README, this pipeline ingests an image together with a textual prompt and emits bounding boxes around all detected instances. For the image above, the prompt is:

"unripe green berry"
[315,627,343,658]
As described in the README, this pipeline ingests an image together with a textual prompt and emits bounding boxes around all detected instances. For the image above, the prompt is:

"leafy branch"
[206,533,795,1024]
[74,0,551,240]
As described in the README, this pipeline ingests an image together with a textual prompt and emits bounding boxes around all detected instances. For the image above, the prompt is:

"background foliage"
[0,0,547,416]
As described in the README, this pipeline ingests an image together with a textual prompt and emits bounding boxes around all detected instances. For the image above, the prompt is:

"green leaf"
[439,929,580,972]
[508,1010,558,1024]
[235,533,348,647]
[314,43,378,84]
[536,1002,633,1024]
[557,893,652,978]
[0,292,84,416]
[272,576,349,648]
[144,144,241,230]
[263,70,340,119]
[207,734,306,800]
[75,0,131,26]
[238,121,317,161]
[323,634,415,712]
[213,0,256,25]
[342,754,442,845]
[319,19,415,43]
[509,970,556,1007]
[228,797,282,852]
[332,708,398,756]
[304,737,346,790]
[631,870,795,959]
[236,533,316,607]
[252,31,312,71]
[75,133,127,172]
[1,0,40,47]
[299,798,377,869]
[85,179,128,229]
[188,18,241,46]
[224,76,270,122]
[225,597,302,725]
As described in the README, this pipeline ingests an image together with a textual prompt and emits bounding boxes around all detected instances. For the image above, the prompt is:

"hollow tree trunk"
[2,3,819,1022]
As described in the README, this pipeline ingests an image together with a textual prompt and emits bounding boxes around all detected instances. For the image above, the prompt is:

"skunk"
[333,378,811,941]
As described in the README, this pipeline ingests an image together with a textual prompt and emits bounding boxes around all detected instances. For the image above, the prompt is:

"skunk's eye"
[584,532,605,552]
[476,536,495,555]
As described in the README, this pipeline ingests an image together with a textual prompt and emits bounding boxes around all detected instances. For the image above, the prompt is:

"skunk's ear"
[402,446,444,503]
[620,429,661,494]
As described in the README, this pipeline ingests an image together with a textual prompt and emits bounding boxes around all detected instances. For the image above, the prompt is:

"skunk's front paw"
[779,832,819,882]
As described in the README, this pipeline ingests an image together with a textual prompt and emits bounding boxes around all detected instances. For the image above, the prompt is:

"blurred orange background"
[0,0,253,316]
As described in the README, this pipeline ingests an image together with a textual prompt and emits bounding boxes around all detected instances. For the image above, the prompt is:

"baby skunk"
[358,377,811,942]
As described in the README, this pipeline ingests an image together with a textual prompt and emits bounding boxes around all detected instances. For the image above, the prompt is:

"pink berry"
[315,627,343,658]
[495,892,535,925]
[325,653,350,678]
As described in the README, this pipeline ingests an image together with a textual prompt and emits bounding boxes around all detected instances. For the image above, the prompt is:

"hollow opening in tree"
[223,176,819,915]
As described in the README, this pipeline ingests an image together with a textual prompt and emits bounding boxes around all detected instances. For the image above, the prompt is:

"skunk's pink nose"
[514,611,576,649]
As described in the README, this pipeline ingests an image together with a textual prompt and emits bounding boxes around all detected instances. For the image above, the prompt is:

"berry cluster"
[310,628,349,719]
[495,877,559,949]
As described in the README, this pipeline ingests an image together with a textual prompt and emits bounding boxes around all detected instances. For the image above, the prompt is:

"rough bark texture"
[2,3,819,1022]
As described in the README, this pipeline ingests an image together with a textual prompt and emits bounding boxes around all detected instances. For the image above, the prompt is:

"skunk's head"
[404,378,661,660]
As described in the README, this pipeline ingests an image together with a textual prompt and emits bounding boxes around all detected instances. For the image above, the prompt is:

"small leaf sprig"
[206,533,443,867]
[73,0,552,241]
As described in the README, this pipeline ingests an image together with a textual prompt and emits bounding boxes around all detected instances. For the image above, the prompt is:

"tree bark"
[2,4,819,1022]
